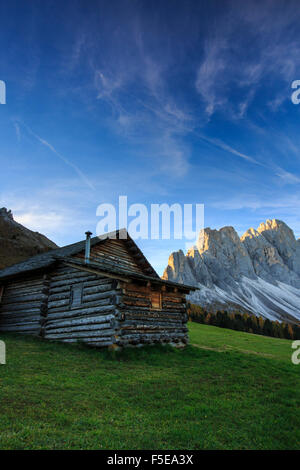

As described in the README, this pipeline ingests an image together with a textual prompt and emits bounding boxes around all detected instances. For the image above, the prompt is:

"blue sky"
[1,0,300,274]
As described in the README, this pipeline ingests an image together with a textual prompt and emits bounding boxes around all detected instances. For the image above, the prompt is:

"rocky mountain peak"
[196,226,241,255]
[0,207,13,220]
[163,218,300,322]
[257,218,295,243]
[240,227,259,240]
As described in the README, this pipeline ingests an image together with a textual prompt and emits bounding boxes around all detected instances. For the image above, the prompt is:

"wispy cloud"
[275,168,300,185]
[15,120,95,190]
[211,193,300,211]
[13,121,21,141]
[192,132,263,166]
[195,1,300,118]
[93,61,193,177]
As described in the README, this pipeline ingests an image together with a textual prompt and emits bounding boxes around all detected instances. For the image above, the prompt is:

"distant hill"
[163,219,300,323]
[0,207,58,269]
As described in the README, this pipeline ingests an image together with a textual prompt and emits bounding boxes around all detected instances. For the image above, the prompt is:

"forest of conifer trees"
[188,304,300,340]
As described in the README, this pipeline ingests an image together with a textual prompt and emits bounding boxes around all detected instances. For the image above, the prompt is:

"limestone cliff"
[163,219,300,322]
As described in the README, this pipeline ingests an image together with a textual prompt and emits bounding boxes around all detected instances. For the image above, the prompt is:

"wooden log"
[44,322,112,334]
[48,296,113,313]
[125,284,151,294]
[123,319,183,327]
[46,304,115,321]
[81,278,117,287]
[0,314,40,325]
[0,323,39,332]
[47,298,70,309]
[121,325,188,332]
[83,283,115,295]
[50,275,98,288]
[0,308,42,318]
[0,300,43,312]
[47,285,71,295]
[5,278,44,289]
[82,290,118,303]
[0,318,39,327]
[48,292,71,302]
[161,302,186,312]
[50,278,112,293]
[0,307,41,317]
[44,313,115,329]
[120,310,183,320]
[162,295,185,303]
[1,293,48,305]
[122,296,151,307]
[4,285,45,297]
[49,269,90,282]
[45,329,114,339]
[62,338,113,347]
[120,332,187,341]
[123,290,151,300]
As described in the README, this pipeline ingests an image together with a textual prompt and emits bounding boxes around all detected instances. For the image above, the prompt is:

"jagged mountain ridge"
[163,219,300,322]
[0,208,58,269]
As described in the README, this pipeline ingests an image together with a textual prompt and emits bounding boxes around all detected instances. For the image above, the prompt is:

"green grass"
[0,322,299,450]
[189,322,294,363]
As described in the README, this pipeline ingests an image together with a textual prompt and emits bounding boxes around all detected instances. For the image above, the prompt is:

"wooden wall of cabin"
[115,282,189,347]
[0,265,189,349]
[43,265,121,347]
[0,273,49,335]
[75,238,145,274]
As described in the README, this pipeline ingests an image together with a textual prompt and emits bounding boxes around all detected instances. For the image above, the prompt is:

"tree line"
[188,303,300,340]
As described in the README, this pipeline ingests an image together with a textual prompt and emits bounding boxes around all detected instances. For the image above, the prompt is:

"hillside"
[0,323,299,450]
[163,219,300,323]
[0,208,58,269]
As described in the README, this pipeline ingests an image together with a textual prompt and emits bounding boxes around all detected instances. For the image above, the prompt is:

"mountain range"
[163,219,300,323]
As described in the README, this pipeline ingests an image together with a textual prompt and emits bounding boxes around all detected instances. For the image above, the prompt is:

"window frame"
[70,283,83,309]
[150,289,162,310]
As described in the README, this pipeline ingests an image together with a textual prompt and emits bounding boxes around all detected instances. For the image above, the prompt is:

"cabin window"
[150,290,162,310]
[70,284,83,309]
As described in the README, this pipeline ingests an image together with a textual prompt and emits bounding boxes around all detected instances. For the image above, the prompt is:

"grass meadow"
[0,322,299,449]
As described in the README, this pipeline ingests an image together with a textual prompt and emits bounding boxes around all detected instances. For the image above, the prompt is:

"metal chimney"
[85,231,92,264]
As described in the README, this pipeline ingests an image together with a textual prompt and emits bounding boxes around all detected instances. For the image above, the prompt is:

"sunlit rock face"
[163,219,300,322]
[256,219,300,278]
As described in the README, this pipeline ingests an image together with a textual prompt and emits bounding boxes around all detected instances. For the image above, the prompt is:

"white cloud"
[14,211,65,232]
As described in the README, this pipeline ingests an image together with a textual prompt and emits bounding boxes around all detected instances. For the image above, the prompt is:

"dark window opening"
[70,284,83,309]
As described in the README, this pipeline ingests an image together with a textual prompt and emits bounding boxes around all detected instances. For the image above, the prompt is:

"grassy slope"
[0,323,299,450]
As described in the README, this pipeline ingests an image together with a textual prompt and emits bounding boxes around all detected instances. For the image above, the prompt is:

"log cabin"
[0,230,195,349]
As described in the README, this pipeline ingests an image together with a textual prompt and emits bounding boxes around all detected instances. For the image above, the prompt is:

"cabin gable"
[74,238,147,275]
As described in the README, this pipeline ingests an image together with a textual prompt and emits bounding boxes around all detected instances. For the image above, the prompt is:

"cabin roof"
[60,257,196,292]
[0,229,196,292]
